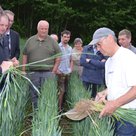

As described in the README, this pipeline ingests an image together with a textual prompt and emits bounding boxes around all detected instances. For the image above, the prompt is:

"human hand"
[101,59,106,62]
[99,100,119,118]
[1,61,13,73]
[55,69,62,74]
[86,58,90,63]
[95,90,107,102]
[11,57,19,67]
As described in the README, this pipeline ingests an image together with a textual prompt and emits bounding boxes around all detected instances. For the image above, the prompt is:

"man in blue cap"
[94,27,136,135]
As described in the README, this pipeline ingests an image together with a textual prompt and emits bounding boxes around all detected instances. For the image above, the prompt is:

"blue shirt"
[58,42,72,74]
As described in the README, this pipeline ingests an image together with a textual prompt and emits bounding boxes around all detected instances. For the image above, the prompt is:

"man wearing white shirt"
[56,30,73,111]
[91,27,136,135]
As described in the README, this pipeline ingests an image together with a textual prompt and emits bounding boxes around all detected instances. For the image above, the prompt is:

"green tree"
[1,0,136,44]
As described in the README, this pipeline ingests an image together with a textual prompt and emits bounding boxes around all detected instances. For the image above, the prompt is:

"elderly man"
[0,12,13,74]
[22,20,61,108]
[0,12,13,93]
[92,27,136,135]
[4,10,20,66]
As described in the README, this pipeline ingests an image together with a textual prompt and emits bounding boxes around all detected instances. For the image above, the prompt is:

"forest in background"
[1,0,136,44]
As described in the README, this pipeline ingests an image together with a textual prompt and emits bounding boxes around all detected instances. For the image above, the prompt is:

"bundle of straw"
[64,99,136,126]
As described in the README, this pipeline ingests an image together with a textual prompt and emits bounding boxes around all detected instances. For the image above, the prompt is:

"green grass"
[19,38,27,63]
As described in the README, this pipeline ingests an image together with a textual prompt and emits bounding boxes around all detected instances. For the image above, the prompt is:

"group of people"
[1,5,136,136]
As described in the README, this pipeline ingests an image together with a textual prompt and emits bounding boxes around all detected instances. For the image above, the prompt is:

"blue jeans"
[115,120,136,136]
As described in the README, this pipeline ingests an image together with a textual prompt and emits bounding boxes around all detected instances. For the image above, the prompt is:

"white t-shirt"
[105,47,136,109]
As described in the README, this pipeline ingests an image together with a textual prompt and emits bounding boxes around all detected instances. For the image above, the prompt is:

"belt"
[31,70,51,72]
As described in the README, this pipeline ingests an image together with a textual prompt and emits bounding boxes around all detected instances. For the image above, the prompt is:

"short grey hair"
[4,10,15,16]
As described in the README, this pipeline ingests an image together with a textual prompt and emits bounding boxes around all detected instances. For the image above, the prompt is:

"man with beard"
[56,30,73,112]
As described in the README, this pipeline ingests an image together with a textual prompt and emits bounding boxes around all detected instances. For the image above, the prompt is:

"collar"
[5,30,10,36]
[59,42,69,47]
[128,43,133,49]
[36,34,48,42]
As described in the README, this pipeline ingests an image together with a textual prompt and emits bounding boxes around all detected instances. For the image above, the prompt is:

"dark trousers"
[83,81,101,98]
[28,71,55,109]
[115,120,136,136]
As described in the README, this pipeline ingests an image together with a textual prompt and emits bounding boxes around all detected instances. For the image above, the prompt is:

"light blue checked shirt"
[58,42,72,74]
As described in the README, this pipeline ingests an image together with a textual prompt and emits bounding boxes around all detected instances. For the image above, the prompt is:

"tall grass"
[66,72,92,136]
[0,68,29,136]
[66,72,115,136]
[32,78,61,136]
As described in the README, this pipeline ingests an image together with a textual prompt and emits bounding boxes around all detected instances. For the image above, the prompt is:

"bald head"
[37,20,49,39]
[50,34,58,42]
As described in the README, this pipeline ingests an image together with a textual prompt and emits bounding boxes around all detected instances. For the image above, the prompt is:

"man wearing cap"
[94,27,136,135]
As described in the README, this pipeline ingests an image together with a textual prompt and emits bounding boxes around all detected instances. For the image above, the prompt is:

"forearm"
[52,57,61,73]
[22,55,27,71]
[70,59,74,72]
[115,86,136,108]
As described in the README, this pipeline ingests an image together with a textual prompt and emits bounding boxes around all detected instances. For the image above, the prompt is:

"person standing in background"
[56,30,73,112]
[0,10,9,64]
[118,29,136,54]
[72,38,83,77]
[4,10,20,66]
[50,34,58,42]
[80,42,106,98]
[22,20,61,109]
[0,11,13,90]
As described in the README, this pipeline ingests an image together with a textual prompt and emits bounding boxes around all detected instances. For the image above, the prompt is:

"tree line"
[1,0,136,44]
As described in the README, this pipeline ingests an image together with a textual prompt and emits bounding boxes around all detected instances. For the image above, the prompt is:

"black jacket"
[9,29,20,59]
[0,37,7,64]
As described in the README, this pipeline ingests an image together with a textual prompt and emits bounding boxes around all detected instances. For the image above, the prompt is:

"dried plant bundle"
[64,99,136,127]
[64,99,104,120]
